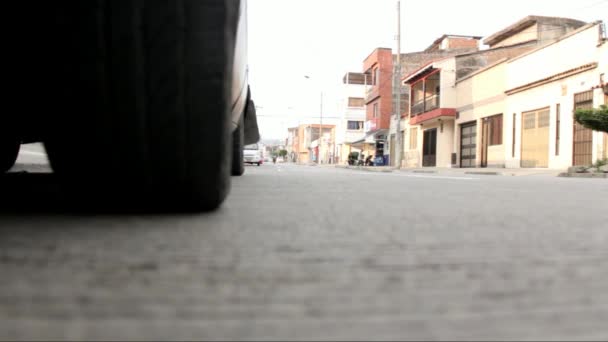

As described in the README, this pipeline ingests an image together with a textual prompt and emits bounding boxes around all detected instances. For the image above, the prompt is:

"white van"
[244,144,263,166]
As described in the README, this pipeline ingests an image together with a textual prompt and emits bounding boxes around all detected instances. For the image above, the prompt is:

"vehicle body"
[1,0,259,212]
[244,144,263,166]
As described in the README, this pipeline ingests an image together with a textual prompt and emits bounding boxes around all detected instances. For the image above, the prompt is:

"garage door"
[460,122,476,168]
[521,108,550,168]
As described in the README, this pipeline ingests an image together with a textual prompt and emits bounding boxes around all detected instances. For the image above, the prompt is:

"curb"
[464,171,501,176]
[559,172,608,179]
[335,166,395,173]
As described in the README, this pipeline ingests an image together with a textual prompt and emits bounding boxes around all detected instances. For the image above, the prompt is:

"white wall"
[507,25,602,90]
[438,58,458,108]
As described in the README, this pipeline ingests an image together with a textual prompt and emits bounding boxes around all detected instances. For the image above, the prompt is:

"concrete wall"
[448,37,480,50]
[454,42,536,80]
[539,22,588,44]
[493,23,538,48]
[487,145,505,168]
[438,59,458,108]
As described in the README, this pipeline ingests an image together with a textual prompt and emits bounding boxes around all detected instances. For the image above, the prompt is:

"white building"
[504,21,608,169]
[335,72,367,164]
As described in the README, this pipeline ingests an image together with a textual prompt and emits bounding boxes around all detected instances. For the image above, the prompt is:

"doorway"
[521,108,550,168]
[460,122,477,168]
[422,128,437,167]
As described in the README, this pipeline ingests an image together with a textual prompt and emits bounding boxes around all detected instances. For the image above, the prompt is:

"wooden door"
[481,119,489,168]
[521,108,550,168]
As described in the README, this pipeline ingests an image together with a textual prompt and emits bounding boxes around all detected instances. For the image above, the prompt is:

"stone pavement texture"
[1,162,607,340]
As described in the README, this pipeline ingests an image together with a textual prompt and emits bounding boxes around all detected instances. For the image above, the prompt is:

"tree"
[279,149,288,158]
[575,105,608,133]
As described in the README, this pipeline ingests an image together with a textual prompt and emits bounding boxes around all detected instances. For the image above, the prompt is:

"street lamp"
[304,75,323,164]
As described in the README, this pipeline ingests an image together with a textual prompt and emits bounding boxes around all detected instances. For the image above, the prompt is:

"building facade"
[335,72,367,164]
[400,15,600,170]
[504,22,607,169]
[288,124,336,164]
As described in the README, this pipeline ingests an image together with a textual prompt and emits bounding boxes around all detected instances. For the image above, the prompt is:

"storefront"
[350,129,389,166]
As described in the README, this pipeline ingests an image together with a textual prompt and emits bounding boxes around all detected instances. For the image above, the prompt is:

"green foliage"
[593,158,608,169]
[574,105,608,133]
[279,149,288,158]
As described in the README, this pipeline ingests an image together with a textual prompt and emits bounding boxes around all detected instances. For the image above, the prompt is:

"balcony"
[411,94,440,116]
[365,85,380,103]
[410,108,456,125]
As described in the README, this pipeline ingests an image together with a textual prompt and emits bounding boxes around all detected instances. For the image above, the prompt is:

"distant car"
[244,144,263,166]
[1,0,259,212]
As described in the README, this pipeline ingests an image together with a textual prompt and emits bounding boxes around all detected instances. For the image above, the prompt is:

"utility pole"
[394,0,402,169]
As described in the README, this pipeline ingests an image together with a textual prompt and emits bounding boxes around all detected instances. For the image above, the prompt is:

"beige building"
[455,59,509,168]
[289,124,335,164]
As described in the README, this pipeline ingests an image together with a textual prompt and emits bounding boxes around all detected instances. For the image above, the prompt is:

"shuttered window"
[488,114,503,146]
[348,97,365,108]
[410,127,418,149]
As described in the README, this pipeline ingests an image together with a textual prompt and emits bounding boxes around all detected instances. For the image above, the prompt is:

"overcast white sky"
[247,0,608,140]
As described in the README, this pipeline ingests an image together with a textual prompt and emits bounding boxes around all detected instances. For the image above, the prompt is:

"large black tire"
[231,114,245,176]
[1,134,20,173]
[44,0,239,212]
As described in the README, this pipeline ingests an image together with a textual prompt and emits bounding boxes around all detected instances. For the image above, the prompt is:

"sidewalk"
[335,165,565,177]
[400,167,564,177]
[335,165,395,173]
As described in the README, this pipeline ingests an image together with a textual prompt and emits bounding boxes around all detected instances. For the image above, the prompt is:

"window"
[347,121,364,130]
[487,114,503,146]
[373,67,379,86]
[512,113,516,157]
[373,103,379,118]
[348,97,365,108]
[555,104,560,156]
[410,127,418,149]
